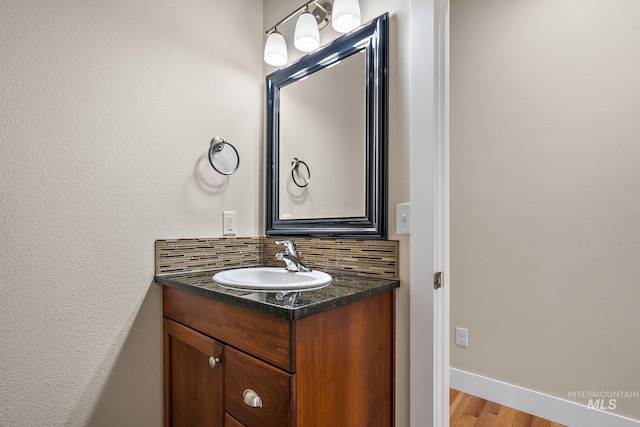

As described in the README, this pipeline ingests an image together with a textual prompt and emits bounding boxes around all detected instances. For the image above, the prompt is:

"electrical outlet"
[223,211,236,236]
[455,327,468,347]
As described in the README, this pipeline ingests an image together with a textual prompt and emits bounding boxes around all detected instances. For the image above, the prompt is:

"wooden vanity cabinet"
[162,285,395,427]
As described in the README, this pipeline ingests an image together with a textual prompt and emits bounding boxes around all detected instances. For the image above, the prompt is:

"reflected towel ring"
[208,137,239,175]
[291,157,310,188]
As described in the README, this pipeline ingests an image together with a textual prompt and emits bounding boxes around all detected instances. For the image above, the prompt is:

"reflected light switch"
[395,202,410,235]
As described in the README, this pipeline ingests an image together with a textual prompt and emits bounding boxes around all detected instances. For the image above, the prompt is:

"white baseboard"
[450,368,640,427]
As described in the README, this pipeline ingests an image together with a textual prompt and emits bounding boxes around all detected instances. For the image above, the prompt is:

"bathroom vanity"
[156,9,394,425]
[157,270,399,427]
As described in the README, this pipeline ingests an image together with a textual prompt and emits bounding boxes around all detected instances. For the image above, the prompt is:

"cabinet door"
[164,318,224,427]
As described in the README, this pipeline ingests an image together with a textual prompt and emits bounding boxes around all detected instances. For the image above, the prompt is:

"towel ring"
[291,157,310,188]
[208,137,239,175]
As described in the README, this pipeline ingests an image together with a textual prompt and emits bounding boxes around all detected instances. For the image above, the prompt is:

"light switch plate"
[396,202,410,235]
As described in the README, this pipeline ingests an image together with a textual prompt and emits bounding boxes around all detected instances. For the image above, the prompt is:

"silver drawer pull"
[208,357,220,369]
[243,389,263,408]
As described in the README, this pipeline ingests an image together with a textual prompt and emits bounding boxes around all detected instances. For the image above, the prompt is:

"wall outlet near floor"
[222,211,236,236]
[455,327,468,347]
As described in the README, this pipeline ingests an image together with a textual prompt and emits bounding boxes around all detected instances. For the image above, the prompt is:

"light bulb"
[294,12,320,52]
[264,31,288,66]
[332,0,361,33]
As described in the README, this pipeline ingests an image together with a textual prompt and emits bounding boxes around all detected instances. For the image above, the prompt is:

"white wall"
[0,0,263,425]
[451,0,640,420]
[263,1,411,425]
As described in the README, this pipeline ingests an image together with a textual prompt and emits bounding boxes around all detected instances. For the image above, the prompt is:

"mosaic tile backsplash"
[156,237,398,279]
[263,238,398,278]
[155,237,262,274]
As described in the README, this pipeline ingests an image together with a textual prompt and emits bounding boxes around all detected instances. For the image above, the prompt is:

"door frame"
[409,0,450,425]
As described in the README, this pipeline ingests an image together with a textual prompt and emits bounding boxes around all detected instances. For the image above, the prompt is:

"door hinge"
[434,272,442,290]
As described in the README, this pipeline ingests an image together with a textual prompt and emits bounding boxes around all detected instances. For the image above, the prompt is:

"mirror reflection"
[278,51,366,219]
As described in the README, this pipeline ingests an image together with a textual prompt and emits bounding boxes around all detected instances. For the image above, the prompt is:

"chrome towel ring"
[291,157,310,188]
[208,137,239,175]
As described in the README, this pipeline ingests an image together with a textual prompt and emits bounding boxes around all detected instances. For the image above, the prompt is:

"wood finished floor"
[450,389,567,427]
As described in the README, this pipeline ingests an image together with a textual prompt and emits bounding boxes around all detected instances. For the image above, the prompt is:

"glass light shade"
[264,32,288,66]
[294,12,320,52]
[332,0,361,33]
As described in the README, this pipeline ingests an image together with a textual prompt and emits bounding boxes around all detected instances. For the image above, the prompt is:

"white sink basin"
[212,267,332,292]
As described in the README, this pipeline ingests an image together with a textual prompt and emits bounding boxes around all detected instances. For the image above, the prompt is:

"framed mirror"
[266,13,388,239]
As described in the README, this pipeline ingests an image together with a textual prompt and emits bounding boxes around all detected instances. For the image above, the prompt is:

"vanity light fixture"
[264,0,361,66]
[332,0,361,33]
[264,31,288,66]
[294,7,321,52]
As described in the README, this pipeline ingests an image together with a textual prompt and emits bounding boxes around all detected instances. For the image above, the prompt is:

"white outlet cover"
[455,327,468,347]
[223,211,236,236]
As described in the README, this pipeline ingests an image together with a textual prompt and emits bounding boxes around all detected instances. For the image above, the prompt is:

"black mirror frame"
[265,13,388,239]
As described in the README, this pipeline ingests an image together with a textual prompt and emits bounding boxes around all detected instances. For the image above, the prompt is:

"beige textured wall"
[263,1,411,424]
[451,0,640,420]
[0,0,263,425]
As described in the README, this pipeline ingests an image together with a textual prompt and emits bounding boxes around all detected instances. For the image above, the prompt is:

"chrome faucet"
[275,240,311,272]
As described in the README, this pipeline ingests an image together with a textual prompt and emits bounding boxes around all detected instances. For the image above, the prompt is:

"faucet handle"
[276,252,298,271]
[275,240,297,255]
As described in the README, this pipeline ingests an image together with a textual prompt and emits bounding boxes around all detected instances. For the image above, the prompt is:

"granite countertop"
[155,267,400,321]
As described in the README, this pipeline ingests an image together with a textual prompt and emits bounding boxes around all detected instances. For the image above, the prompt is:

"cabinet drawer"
[225,413,247,427]
[225,346,294,427]
[163,286,293,370]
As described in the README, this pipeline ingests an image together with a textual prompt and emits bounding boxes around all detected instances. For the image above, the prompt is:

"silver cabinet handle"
[243,389,263,408]
[208,357,220,369]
